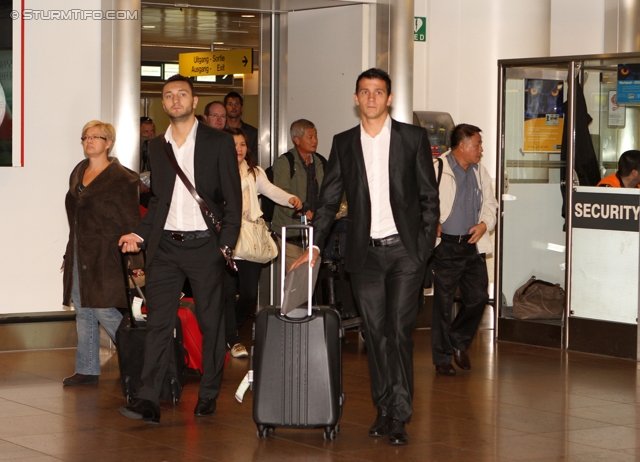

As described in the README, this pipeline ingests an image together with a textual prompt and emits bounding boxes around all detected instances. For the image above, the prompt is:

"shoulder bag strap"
[162,139,221,234]
[436,157,443,185]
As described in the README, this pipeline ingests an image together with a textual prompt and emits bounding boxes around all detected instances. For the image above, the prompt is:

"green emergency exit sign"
[414,17,426,42]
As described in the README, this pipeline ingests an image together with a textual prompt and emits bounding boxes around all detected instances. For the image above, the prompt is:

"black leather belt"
[369,234,401,247]
[163,230,211,242]
[440,233,472,243]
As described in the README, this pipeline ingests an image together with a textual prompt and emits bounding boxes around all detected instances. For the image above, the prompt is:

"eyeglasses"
[81,135,107,142]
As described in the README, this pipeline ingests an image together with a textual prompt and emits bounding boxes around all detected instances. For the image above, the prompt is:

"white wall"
[415,0,552,177]
[287,5,368,153]
[0,0,103,313]
[550,0,606,55]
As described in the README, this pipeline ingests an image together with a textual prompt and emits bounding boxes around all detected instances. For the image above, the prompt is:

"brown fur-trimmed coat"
[62,158,140,308]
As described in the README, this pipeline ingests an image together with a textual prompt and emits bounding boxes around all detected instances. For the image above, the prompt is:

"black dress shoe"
[62,373,99,386]
[453,349,471,370]
[388,419,408,445]
[119,398,161,424]
[435,364,456,376]
[194,397,216,417]
[368,410,389,437]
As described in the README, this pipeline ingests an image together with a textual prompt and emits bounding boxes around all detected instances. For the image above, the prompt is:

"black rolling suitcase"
[116,253,187,405]
[252,225,344,440]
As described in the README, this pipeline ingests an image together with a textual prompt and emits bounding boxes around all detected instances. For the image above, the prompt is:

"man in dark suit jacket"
[119,74,242,424]
[292,68,439,445]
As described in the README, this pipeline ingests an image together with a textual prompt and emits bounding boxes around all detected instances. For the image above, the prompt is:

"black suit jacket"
[313,119,439,273]
[136,122,242,264]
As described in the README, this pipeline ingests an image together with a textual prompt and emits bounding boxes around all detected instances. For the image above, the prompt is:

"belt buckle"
[171,232,185,242]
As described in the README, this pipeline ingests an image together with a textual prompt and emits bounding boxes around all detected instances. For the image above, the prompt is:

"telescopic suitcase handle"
[119,250,146,328]
[281,224,314,317]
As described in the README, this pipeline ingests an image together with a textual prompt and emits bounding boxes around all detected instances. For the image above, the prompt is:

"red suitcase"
[177,298,229,374]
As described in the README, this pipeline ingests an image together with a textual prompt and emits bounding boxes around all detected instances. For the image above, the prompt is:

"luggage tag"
[131,296,146,322]
[235,370,253,403]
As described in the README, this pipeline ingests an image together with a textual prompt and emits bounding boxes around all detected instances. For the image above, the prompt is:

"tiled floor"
[0,327,639,461]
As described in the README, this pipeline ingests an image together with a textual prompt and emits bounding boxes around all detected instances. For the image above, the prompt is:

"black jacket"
[136,123,242,263]
[312,119,439,273]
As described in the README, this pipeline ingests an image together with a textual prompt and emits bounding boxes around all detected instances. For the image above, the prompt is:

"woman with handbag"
[62,120,140,385]
[224,128,302,358]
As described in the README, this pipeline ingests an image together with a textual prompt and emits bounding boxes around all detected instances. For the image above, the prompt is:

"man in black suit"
[118,74,242,424]
[291,68,439,445]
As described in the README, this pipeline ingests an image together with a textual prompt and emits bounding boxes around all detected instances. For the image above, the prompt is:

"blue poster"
[523,79,564,152]
[616,64,640,104]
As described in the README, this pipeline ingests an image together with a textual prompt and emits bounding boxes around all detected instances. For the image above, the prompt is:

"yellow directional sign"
[179,49,253,77]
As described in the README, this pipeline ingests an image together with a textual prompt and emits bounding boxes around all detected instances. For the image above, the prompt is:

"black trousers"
[431,239,489,366]
[350,242,424,423]
[223,259,263,346]
[137,234,226,404]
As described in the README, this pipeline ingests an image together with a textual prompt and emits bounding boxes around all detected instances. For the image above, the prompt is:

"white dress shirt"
[164,120,208,231]
[361,115,398,239]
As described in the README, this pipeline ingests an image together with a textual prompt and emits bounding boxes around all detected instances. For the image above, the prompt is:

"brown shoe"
[62,373,99,386]
[453,349,471,370]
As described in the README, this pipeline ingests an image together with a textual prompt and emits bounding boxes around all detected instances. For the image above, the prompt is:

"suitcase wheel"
[123,376,134,404]
[170,378,181,405]
[323,426,338,441]
[256,425,274,438]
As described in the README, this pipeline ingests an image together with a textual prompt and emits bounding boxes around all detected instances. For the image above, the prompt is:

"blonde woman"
[62,120,140,385]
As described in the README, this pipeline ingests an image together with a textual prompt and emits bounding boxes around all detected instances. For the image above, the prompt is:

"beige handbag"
[234,217,278,264]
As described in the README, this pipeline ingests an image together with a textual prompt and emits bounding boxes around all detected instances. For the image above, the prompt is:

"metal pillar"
[493,64,505,339]
[563,61,578,350]
[619,0,640,52]
[389,0,414,123]
[101,0,141,171]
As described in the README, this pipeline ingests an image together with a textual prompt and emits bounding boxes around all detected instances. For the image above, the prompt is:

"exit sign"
[414,17,426,42]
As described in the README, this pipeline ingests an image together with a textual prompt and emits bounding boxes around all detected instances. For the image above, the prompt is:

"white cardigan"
[240,161,294,221]
[434,150,498,255]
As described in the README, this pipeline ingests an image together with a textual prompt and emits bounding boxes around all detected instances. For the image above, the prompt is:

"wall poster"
[0,0,22,167]
[523,79,564,152]
[616,63,640,104]
[608,90,626,128]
